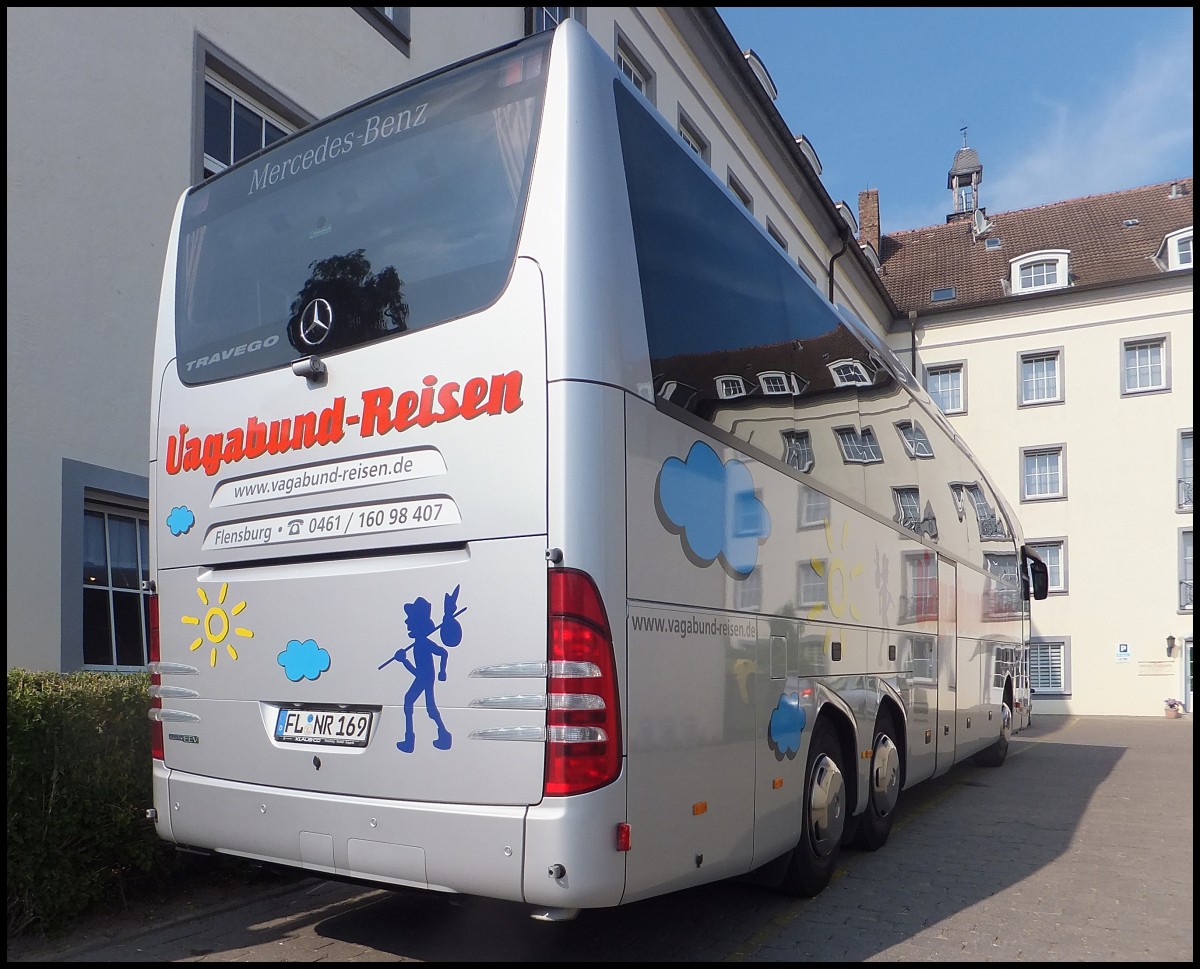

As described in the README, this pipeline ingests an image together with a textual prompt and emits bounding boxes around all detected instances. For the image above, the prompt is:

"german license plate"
[274,708,372,747]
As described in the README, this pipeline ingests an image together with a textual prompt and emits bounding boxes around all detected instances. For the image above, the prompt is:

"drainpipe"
[908,310,918,375]
[827,227,849,303]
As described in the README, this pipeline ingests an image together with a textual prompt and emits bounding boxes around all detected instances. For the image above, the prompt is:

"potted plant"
[1164,698,1185,719]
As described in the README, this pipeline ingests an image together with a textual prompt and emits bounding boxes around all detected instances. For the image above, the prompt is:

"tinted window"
[175,32,552,384]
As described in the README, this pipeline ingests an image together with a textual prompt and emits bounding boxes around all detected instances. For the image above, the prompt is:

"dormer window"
[758,371,805,395]
[1010,250,1070,294]
[658,380,697,409]
[716,375,748,399]
[828,358,873,387]
[1160,227,1193,271]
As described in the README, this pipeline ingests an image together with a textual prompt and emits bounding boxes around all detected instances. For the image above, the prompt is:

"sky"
[715,7,1193,235]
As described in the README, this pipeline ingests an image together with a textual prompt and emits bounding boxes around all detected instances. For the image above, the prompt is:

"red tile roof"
[877,178,1193,314]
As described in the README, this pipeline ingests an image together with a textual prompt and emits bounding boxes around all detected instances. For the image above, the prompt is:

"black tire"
[850,707,902,851]
[781,720,847,897]
[974,699,1012,767]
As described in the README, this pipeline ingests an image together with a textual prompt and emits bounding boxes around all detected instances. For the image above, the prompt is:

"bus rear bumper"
[152,761,528,901]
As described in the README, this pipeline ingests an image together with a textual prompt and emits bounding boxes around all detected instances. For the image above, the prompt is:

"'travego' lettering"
[164,371,524,477]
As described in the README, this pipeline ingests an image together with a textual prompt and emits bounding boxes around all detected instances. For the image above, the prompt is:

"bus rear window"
[174,33,551,385]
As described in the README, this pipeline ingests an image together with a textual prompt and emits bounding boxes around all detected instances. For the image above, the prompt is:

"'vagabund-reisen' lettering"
[164,370,523,476]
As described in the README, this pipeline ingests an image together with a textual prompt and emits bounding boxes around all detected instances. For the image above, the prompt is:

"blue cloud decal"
[277,638,332,682]
[166,505,196,536]
[768,692,805,760]
[657,441,771,574]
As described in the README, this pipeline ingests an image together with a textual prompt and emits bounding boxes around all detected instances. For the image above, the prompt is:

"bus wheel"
[851,708,901,851]
[974,700,1012,767]
[781,720,846,897]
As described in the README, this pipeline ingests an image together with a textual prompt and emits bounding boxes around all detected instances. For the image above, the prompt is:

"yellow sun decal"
[807,518,865,654]
[181,582,254,668]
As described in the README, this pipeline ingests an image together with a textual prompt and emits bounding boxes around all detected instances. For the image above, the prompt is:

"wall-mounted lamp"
[1166,635,1177,658]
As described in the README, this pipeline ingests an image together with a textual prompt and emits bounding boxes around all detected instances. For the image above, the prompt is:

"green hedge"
[7,669,179,937]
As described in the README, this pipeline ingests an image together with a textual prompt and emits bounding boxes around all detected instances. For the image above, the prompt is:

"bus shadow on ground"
[311,724,1138,961]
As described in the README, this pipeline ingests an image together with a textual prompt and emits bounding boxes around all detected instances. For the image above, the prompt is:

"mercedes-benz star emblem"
[299,298,333,347]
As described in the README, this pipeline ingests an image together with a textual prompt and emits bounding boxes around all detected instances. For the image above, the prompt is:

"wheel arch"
[811,693,858,814]
[876,693,907,791]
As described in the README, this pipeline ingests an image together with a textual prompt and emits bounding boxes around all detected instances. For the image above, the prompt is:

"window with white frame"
[797,485,829,528]
[734,566,762,611]
[1028,539,1067,593]
[781,429,814,473]
[677,108,710,164]
[959,482,1007,538]
[900,551,937,623]
[835,426,883,464]
[985,552,1018,583]
[1180,430,1194,511]
[1019,349,1063,405]
[1021,446,1066,501]
[893,487,922,530]
[983,552,1023,618]
[1182,529,1194,612]
[203,72,293,179]
[905,634,936,682]
[797,559,827,608]
[82,498,151,670]
[925,362,965,414]
[956,183,974,214]
[1161,227,1193,271]
[829,359,873,387]
[895,419,934,458]
[1121,336,1169,395]
[727,171,752,212]
[759,371,803,395]
[716,375,748,399]
[615,34,653,102]
[1010,250,1070,294]
[1029,638,1070,695]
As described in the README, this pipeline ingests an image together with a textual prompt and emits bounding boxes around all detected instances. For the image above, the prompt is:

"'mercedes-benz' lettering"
[246,103,428,196]
[248,131,356,195]
[185,335,280,371]
[164,370,524,477]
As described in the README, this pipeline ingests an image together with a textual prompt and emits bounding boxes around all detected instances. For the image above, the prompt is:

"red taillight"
[544,569,621,797]
[148,591,164,761]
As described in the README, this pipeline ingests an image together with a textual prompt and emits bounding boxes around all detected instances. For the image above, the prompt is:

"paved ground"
[8,714,1193,962]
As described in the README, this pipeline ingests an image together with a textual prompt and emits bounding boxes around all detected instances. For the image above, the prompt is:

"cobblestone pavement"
[9,714,1193,962]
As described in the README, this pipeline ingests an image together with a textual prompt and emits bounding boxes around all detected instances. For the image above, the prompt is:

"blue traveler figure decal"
[379,586,465,752]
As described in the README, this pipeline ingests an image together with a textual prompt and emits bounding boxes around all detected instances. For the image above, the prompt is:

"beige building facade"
[865,174,1193,717]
